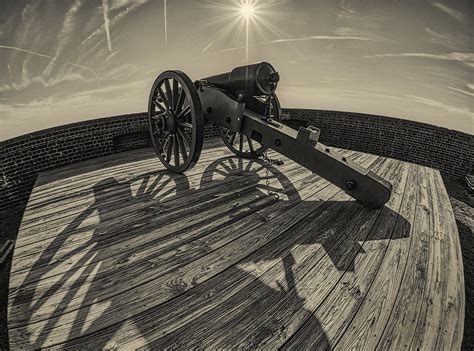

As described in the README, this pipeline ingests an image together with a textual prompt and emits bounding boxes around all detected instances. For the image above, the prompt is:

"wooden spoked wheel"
[148,70,204,173]
[218,94,282,159]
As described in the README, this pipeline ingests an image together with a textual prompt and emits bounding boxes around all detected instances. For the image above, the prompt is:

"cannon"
[148,62,392,208]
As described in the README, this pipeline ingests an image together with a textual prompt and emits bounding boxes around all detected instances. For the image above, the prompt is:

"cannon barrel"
[202,62,279,98]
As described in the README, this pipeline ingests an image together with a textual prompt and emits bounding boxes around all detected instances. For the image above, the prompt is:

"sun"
[239,2,256,19]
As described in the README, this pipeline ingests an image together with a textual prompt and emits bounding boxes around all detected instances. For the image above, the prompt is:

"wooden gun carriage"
[148,62,392,208]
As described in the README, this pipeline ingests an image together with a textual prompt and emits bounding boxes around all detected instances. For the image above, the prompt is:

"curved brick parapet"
[0,113,219,209]
[1,109,472,210]
[284,108,473,179]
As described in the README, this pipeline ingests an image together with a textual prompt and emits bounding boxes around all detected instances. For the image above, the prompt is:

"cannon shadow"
[10,153,411,349]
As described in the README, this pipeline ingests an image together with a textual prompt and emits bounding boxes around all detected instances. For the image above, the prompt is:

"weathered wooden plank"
[149,157,395,350]
[12,154,303,256]
[434,170,464,349]
[279,160,409,350]
[40,153,380,348]
[8,153,374,348]
[374,165,432,349]
[24,140,227,208]
[15,149,292,246]
[8,158,323,312]
[218,158,404,350]
[9,159,312,278]
[21,146,232,226]
[8,143,464,350]
[31,138,223,190]
[12,149,359,267]
[414,169,463,349]
[334,163,418,350]
[408,167,447,349]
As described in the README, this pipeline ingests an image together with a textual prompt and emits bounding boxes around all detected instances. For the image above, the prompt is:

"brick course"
[1,109,472,210]
[283,108,473,179]
[0,113,219,209]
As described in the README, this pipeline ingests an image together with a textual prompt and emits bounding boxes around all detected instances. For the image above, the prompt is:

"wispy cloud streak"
[43,0,82,77]
[210,35,374,54]
[363,52,474,68]
[407,95,474,116]
[270,35,373,43]
[0,45,100,87]
[102,0,113,51]
[433,2,467,23]
[82,0,148,47]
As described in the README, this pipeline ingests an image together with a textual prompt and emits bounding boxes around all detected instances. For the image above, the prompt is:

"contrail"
[0,45,100,87]
[102,0,112,51]
[43,0,82,77]
[81,0,148,47]
[164,0,168,47]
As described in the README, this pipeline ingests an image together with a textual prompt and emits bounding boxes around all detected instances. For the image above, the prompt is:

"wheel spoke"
[151,111,166,120]
[244,160,254,172]
[166,136,173,162]
[215,169,228,177]
[178,121,193,129]
[247,136,254,153]
[158,84,171,110]
[178,128,191,148]
[175,88,186,114]
[153,99,166,112]
[173,135,180,166]
[177,105,191,120]
[239,133,243,152]
[176,133,188,161]
[172,79,179,111]
[164,79,173,108]
[229,132,236,145]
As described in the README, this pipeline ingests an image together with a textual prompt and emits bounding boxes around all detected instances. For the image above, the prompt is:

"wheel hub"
[163,110,177,134]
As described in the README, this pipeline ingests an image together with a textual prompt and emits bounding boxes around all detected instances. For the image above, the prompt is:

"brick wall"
[282,108,473,179]
[0,113,219,209]
[1,109,472,210]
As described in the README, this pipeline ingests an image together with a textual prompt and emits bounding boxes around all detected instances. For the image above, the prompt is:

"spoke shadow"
[10,153,411,350]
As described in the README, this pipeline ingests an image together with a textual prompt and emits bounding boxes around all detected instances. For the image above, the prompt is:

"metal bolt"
[225,116,232,123]
[346,180,357,191]
[275,139,281,147]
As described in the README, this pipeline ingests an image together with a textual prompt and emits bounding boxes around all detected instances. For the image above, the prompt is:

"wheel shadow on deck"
[10,155,411,349]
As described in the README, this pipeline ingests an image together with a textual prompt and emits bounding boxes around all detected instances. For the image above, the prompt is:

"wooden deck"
[8,138,464,349]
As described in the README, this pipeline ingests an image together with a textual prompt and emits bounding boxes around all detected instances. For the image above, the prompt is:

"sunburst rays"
[199,0,289,62]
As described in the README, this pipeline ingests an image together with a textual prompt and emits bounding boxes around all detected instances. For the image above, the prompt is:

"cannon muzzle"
[202,62,279,98]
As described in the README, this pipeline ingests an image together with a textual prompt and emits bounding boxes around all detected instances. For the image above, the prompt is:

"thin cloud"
[432,2,467,23]
[202,41,215,53]
[407,95,474,116]
[102,0,113,51]
[424,28,464,50]
[0,45,100,87]
[82,0,148,47]
[43,0,83,77]
[271,35,373,43]
[103,51,119,64]
[210,35,374,54]
[363,52,474,68]
[448,86,474,98]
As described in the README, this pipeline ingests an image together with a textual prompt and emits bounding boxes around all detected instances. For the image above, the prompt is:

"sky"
[0,0,472,140]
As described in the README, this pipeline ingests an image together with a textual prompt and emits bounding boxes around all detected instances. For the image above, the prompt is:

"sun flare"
[239,2,256,19]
